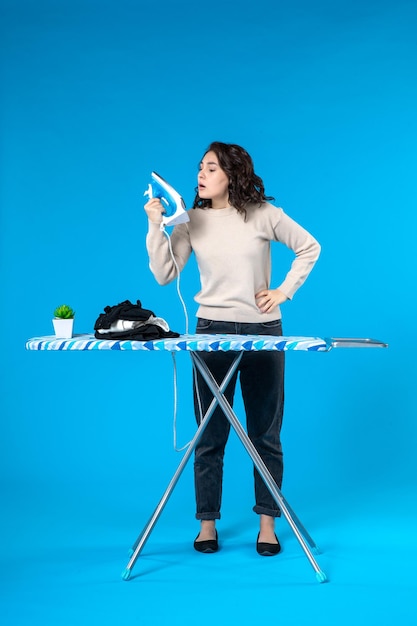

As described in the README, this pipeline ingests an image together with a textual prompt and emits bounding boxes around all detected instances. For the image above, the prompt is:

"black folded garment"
[94,299,180,340]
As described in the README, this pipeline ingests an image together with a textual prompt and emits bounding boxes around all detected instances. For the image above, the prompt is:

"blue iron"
[144,171,189,227]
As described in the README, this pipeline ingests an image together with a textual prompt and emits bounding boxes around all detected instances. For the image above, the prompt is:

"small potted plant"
[53,304,75,338]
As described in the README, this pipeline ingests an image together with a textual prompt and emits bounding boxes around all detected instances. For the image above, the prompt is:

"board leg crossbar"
[122,350,327,584]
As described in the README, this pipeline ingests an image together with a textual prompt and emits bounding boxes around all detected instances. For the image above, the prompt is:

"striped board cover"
[25,334,331,352]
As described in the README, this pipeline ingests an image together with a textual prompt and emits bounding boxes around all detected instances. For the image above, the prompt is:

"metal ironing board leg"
[122,348,326,583]
[121,352,244,580]
[192,352,327,583]
[276,495,321,555]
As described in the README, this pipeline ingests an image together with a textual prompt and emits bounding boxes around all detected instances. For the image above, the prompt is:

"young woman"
[144,142,320,556]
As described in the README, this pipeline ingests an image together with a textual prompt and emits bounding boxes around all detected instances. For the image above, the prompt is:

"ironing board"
[26,333,387,583]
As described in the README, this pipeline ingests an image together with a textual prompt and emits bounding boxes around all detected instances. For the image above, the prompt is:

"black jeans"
[193,318,285,520]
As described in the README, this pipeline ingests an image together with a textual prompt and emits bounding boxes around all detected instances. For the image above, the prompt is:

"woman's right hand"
[144,197,164,224]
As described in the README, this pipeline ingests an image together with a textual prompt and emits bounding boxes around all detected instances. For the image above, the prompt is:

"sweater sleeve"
[145,221,192,285]
[273,209,321,299]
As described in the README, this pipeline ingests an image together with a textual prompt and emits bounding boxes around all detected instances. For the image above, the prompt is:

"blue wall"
[1,0,416,574]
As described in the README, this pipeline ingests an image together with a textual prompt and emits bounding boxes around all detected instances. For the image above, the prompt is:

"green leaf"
[53,304,75,319]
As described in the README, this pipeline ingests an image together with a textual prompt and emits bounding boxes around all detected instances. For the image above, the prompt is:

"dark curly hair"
[192,141,274,220]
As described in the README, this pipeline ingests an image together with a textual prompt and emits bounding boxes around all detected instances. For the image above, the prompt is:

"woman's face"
[197,151,230,208]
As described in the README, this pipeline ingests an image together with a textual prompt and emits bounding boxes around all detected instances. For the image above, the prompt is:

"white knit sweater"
[146,203,320,323]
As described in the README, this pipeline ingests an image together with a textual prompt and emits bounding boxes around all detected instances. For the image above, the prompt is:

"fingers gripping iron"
[144,171,189,228]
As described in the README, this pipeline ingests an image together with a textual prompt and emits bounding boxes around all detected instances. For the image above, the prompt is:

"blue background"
[1,0,416,624]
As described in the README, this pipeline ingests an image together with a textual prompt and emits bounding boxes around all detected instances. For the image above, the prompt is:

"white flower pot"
[52,318,74,338]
